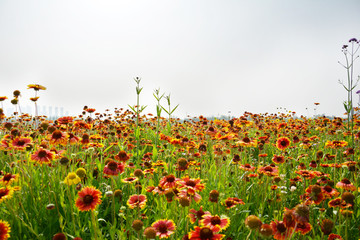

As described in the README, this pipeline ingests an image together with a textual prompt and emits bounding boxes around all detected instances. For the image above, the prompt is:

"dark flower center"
[199,227,213,239]
[83,195,94,204]
[196,209,205,219]
[0,189,9,198]
[341,178,351,184]
[264,166,273,171]
[280,140,288,146]
[107,161,118,171]
[157,223,168,233]
[3,174,13,181]
[243,137,250,143]
[17,140,26,146]
[210,216,221,225]
[38,150,48,158]
[276,222,287,233]
[52,130,63,139]
[186,180,196,187]
[166,175,175,182]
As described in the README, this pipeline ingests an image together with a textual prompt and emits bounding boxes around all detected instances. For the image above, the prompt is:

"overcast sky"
[0,0,359,118]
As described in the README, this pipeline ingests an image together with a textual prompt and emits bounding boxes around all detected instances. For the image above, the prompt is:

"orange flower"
[258,165,279,177]
[0,173,18,186]
[10,137,32,150]
[188,226,224,240]
[276,137,291,150]
[336,178,356,191]
[127,194,147,209]
[48,130,69,145]
[272,155,285,164]
[200,214,230,232]
[114,150,131,162]
[27,84,46,91]
[188,206,211,224]
[30,148,54,164]
[75,186,102,211]
[0,220,11,240]
[151,219,176,239]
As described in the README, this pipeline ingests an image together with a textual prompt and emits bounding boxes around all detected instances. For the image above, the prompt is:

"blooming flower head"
[223,197,245,209]
[188,226,224,240]
[276,137,291,150]
[75,186,102,211]
[188,206,211,224]
[271,220,291,240]
[151,219,176,239]
[0,187,14,204]
[258,165,279,177]
[200,214,230,232]
[103,161,125,176]
[336,178,356,191]
[114,150,131,162]
[10,137,32,150]
[30,148,55,164]
[159,174,180,189]
[63,172,81,186]
[127,194,147,209]
[27,84,46,91]
[48,130,69,145]
[0,220,11,240]
[178,176,205,192]
[272,155,285,164]
[0,173,19,186]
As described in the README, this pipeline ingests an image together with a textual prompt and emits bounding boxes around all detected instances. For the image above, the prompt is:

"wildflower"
[328,233,343,240]
[152,219,176,239]
[63,172,81,186]
[188,226,224,240]
[132,220,144,232]
[293,204,309,223]
[27,84,46,91]
[325,140,348,148]
[245,215,262,230]
[259,224,273,238]
[30,148,54,164]
[178,176,205,192]
[200,214,230,232]
[75,168,86,179]
[0,220,11,240]
[272,155,285,164]
[188,206,211,224]
[258,165,279,177]
[75,186,102,211]
[328,198,350,209]
[276,137,291,150]
[10,137,32,150]
[48,130,69,145]
[121,177,138,183]
[236,137,257,147]
[336,178,356,191]
[159,175,179,189]
[321,219,334,235]
[114,150,131,162]
[0,187,14,203]
[103,161,125,176]
[239,164,256,172]
[127,194,147,209]
[223,197,245,209]
[0,173,18,186]
[52,233,67,240]
[271,220,291,240]
[209,190,219,203]
[144,227,157,239]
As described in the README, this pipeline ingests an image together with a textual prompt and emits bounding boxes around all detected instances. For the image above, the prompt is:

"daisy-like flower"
[75,186,102,211]
[159,174,180,189]
[48,130,69,145]
[178,176,205,192]
[188,206,211,224]
[121,177,138,183]
[328,198,351,209]
[63,172,81,186]
[10,137,32,150]
[30,148,54,164]
[0,187,14,203]
[271,220,291,240]
[0,173,19,186]
[200,214,230,232]
[276,137,291,150]
[151,219,176,239]
[295,222,312,235]
[223,197,245,209]
[0,220,11,240]
[272,155,285,164]
[325,140,348,149]
[114,150,131,162]
[239,163,256,172]
[127,194,147,209]
[27,84,46,91]
[328,233,343,240]
[103,161,125,176]
[236,137,257,147]
[188,226,224,240]
[336,178,356,191]
[257,165,279,177]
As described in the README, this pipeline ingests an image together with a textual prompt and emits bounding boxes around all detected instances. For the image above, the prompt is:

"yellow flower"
[0,187,14,204]
[63,172,81,186]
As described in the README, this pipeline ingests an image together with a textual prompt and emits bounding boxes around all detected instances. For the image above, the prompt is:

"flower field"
[0,85,360,240]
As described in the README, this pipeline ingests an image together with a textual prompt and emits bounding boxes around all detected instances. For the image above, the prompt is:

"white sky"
[0,0,359,118]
